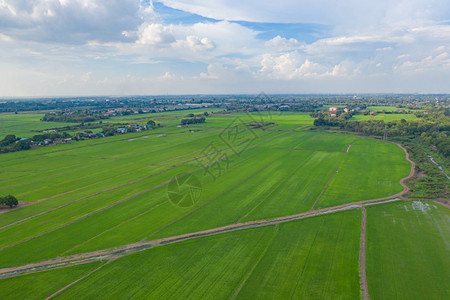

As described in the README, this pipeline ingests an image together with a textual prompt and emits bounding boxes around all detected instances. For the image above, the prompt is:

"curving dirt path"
[393,142,416,198]
[0,137,441,288]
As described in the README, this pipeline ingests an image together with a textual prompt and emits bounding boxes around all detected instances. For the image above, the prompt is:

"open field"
[317,143,411,208]
[0,112,411,269]
[0,114,74,140]
[0,262,103,299]
[0,109,224,140]
[367,106,405,112]
[366,201,450,300]
[350,114,417,122]
[0,110,441,299]
[0,210,361,299]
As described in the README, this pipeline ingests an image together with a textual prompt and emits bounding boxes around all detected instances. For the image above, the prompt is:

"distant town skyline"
[0,0,449,96]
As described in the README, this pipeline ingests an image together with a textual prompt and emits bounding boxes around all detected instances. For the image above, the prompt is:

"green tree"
[0,195,18,208]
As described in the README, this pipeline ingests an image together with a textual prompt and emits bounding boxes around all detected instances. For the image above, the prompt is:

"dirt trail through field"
[310,154,347,210]
[44,260,111,300]
[0,135,440,285]
[0,201,30,215]
[359,206,370,300]
[0,198,401,279]
[394,142,416,197]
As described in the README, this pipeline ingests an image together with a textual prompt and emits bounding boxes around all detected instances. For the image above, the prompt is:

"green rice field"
[0,110,447,299]
[366,201,449,300]
[351,114,417,122]
[0,114,74,140]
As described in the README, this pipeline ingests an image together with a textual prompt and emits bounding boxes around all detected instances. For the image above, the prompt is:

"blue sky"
[0,0,449,96]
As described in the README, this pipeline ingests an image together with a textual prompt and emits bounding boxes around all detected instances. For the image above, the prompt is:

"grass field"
[0,112,412,269]
[366,201,450,300]
[367,106,404,112]
[0,210,360,299]
[0,109,223,140]
[0,114,74,140]
[0,262,103,299]
[350,114,417,122]
[0,110,438,299]
[317,143,411,208]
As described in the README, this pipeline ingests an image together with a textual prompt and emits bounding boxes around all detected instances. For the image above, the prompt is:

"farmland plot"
[4,210,361,299]
[366,201,450,300]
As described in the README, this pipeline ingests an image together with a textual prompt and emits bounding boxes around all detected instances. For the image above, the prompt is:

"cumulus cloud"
[265,36,301,50]
[396,52,450,73]
[175,35,215,51]
[0,0,449,95]
[137,23,175,45]
[0,0,142,43]
[260,52,355,79]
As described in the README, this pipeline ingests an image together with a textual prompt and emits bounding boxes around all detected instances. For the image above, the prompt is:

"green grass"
[366,201,450,300]
[0,113,410,268]
[367,106,404,112]
[317,142,411,208]
[350,114,417,122]
[0,110,441,298]
[0,113,74,140]
[53,210,361,299]
[0,262,103,300]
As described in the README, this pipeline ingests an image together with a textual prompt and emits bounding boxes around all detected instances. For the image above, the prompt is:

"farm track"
[0,198,401,279]
[310,150,348,210]
[1,130,446,293]
[143,128,301,239]
[44,261,111,300]
[231,225,279,299]
[359,206,369,300]
[271,147,348,153]
[144,160,276,240]
[238,156,307,223]
[0,201,30,215]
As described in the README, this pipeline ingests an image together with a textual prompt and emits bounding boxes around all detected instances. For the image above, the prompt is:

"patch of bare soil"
[0,201,30,215]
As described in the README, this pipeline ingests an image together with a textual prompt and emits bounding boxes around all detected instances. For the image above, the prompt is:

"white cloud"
[174,35,215,51]
[259,52,356,79]
[81,72,93,82]
[0,0,450,95]
[396,52,450,73]
[0,0,143,42]
[161,71,175,79]
[137,23,175,45]
[265,36,301,50]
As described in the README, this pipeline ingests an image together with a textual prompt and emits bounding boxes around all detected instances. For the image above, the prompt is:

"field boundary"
[44,260,111,300]
[0,198,401,279]
[359,206,370,300]
[310,150,348,210]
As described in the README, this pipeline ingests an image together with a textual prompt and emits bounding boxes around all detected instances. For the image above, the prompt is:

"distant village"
[0,123,154,154]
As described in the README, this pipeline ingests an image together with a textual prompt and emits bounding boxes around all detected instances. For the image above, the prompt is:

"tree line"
[313,108,450,158]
